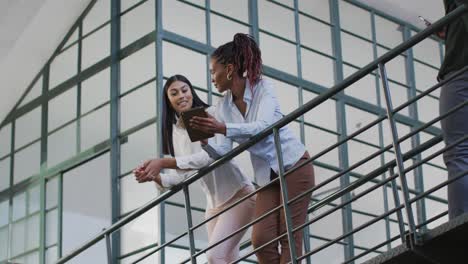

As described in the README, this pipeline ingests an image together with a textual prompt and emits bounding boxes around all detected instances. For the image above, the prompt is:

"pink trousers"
[205,185,256,264]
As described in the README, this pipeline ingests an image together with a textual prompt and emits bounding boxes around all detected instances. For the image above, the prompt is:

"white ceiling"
[0,0,444,125]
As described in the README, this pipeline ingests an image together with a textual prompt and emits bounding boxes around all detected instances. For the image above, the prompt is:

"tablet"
[180,106,215,142]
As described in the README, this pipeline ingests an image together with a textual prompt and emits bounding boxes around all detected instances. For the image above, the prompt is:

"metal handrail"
[55,3,468,264]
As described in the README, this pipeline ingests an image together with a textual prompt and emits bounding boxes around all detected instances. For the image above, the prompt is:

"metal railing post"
[183,185,197,263]
[105,232,112,264]
[273,128,298,263]
[378,63,419,247]
[388,166,406,244]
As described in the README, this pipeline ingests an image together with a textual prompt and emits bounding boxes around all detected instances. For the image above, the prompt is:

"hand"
[134,159,164,183]
[190,113,226,135]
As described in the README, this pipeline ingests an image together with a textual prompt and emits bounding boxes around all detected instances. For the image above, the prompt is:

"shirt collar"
[228,79,254,106]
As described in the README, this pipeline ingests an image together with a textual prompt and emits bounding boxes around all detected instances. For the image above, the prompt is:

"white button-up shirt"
[204,79,306,186]
[159,107,252,209]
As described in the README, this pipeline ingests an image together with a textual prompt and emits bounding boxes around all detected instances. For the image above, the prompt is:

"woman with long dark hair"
[189,33,315,263]
[133,74,255,263]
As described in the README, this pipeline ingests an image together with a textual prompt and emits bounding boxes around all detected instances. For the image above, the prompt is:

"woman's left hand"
[190,113,226,135]
[135,159,164,183]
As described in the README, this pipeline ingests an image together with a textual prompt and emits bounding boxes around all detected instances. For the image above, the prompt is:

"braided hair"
[211,33,262,85]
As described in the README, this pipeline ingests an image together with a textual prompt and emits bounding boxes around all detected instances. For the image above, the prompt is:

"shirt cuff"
[159,173,172,188]
[225,123,242,137]
[175,156,193,170]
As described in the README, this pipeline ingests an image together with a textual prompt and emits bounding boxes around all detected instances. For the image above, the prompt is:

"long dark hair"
[211,33,262,85]
[162,75,209,156]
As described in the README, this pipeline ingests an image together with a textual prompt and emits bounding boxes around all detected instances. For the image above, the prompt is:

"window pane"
[304,125,339,166]
[81,68,110,114]
[210,13,249,48]
[26,214,40,251]
[353,214,387,250]
[121,0,155,47]
[63,154,111,263]
[46,209,58,247]
[301,48,335,87]
[343,65,377,105]
[259,0,295,41]
[83,0,110,33]
[120,207,159,258]
[163,0,206,43]
[13,192,26,221]
[0,157,10,192]
[261,33,297,76]
[15,107,41,149]
[348,141,381,175]
[120,44,156,93]
[81,105,110,150]
[0,123,11,157]
[345,105,380,146]
[11,219,26,257]
[0,227,8,261]
[0,200,8,227]
[163,42,207,89]
[309,204,343,241]
[353,181,386,217]
[46,177,58,210]
[417,92,440,128]
[300,15,333,55]
[342,33,374,67]
[120,174,159,214]
[46,246,58,264]
[414,61,439,94]
[299,0,330,23]
[14,142,41,184]
[339,1,371,39]
[121,83,156,132]
[309,238,345,263]
[375,15,403,48]
[268,77,299,116]
[28,184,40,214]
[48,87,77,132]
[82,25,110,69]
[303,91,337,131]
[211,0,248,23]
[47,123,77,168]
[49,46,78,89]
[20,76,43,107]
[379,81,410,116]
[121,125,157,175]
[412,34,441,67]
[377,47,407,84]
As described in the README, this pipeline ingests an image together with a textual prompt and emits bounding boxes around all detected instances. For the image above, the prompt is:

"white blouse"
[203,79,306,186]
[159,108,252,209]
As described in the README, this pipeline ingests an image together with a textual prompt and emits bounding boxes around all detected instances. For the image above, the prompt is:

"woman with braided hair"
[190,33,315,263]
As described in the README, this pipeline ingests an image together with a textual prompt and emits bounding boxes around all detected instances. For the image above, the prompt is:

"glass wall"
[0,0,447,263]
